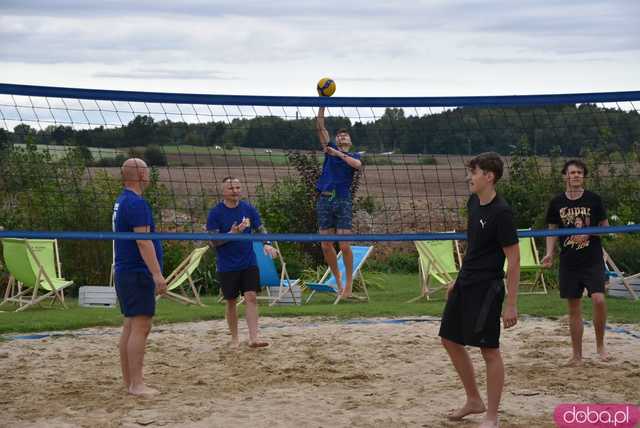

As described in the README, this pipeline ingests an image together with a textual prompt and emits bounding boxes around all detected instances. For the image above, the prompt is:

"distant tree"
[143,145,167,166]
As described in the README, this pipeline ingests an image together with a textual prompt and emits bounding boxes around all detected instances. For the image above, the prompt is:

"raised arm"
[316,106,330,148]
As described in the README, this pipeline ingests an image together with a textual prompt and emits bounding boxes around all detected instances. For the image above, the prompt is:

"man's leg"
[480,347,503,428]
[320,229,343,291]
[244,291,268,347]
[226,298,239,347]
[441,338,486,420]
[337,235,353,297]
[591,292,609,360]
[567,298,584,365]
[119,317,132,390]
[127,315,157,396]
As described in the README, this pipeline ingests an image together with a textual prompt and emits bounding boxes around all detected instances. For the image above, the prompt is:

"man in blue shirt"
[112,158,166,397]
[316,106,362,299]
[207,177,277,348]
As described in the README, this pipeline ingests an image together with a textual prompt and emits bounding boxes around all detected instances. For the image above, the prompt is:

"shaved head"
[121,158,150,192]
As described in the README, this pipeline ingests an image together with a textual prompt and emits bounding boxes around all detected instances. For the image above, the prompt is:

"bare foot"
[248,341,269,349]
[478,418,499,428]
[597,348,611,362]
[447,399,486,421]
[128,385,160,397]
[564,356,583,367]
[229,340,241,349]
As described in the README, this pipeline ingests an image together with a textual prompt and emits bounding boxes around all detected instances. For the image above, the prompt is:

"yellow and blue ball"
[317,78,336,97]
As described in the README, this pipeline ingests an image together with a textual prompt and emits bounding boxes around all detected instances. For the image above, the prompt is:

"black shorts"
[115,270,156,318]
[559,264,606,299]
[217,266,260,300]
[439,278,505,349]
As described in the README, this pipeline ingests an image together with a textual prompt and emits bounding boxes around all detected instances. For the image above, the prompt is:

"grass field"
[14,143,123,159]
[1,273,638,334]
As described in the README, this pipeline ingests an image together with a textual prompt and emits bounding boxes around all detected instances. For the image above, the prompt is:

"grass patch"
[0,273,638,334]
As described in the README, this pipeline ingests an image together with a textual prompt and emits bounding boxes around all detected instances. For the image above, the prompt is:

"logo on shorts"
[553,403,639,427]
[480,219,487,229]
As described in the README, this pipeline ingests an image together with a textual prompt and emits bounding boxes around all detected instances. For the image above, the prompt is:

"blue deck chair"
[237,242,301,306]
[304,245,373,305]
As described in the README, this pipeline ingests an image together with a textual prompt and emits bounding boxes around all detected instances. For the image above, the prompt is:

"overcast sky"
[1,0,639,98]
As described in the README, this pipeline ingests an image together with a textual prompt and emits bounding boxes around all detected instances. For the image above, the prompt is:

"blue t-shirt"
[112,189,163,274]
[206,200,262,272]
[316,141,361,198]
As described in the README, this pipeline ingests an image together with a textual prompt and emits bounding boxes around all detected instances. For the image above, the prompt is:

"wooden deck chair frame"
[515,231,548,295]
[237,241,301,306]
[158,246,208,306]
[408,237,462,303]
[1,238,72,312]
[303,245,373,305]
[603,249,638,300]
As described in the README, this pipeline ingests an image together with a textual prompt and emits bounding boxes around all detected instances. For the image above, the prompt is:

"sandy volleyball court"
[1,316,638,428]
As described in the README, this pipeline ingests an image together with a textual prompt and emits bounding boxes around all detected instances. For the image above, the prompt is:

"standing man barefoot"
[112,158,167,396]
[207,177,277,348]
[439,152,520,428]
[542,159,610,365]
[315,105,362,299]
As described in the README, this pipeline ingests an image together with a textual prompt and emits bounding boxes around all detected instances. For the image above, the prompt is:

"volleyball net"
[1,83,639,286]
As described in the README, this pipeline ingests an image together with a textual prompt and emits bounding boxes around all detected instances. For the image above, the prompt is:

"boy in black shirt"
[439,152,520,428]
[542,159,609,364]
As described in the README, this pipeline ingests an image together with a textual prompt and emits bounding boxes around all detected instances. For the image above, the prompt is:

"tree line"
[4,104,640,156]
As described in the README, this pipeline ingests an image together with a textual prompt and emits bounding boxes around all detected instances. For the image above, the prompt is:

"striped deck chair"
[506,232,548,295]
[157,246,209,306]
[1,238,73,312]
[408,238,462,302]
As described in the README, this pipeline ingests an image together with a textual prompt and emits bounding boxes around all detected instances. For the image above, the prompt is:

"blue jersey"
[316,142,361,198]
[112,189,163,274]
[206,200,262,272]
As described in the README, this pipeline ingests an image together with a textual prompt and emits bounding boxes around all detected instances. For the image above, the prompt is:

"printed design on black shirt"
[560,206,591,251]
[479,219,487,229]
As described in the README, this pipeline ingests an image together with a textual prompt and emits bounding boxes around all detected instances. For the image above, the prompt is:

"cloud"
[93,68,242,80]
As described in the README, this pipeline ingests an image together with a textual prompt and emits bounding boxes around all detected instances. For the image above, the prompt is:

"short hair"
[335,128,350,136]
[466,152,504,183]
[221,176,239,183]
[561,159,588,176]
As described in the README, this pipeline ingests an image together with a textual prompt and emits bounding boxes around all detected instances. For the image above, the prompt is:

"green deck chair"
[157,246,208,306]
[1,238,73,312]
[409,238,462,302]
[504,232,547,295]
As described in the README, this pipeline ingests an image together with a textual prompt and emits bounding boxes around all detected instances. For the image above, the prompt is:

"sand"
[1,316,639,428]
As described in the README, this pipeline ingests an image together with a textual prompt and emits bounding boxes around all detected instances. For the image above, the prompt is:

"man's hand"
[446,282,455,299]
[264,244,278,258]
[324,146,343,158]
[153,273,167,295]
[502,303,518,329]
[541,253,553,268]
[230,217,250,233]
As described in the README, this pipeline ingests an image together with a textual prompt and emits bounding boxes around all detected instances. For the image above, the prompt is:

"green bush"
[603,233,640,274]
[367,251,418,273]
[0,140,173,291]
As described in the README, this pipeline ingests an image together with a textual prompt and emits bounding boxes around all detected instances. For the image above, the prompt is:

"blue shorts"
[317,195,353,230]
[115,270,156,317]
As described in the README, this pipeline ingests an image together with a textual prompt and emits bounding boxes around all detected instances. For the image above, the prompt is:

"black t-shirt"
[459,193,519,282]
[545,190,606,269]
